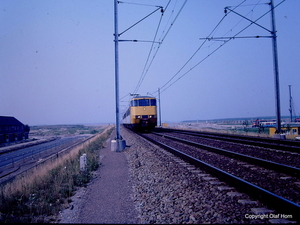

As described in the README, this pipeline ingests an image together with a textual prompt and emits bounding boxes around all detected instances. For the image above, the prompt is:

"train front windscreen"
[131,99,156,107]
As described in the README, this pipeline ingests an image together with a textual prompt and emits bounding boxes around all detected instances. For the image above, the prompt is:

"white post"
[80,153,87,171]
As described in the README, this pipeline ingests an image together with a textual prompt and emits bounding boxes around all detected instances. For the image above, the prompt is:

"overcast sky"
[1,0,299,126]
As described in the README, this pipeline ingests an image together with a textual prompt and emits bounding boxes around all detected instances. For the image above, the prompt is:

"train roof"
[130,95,156,100]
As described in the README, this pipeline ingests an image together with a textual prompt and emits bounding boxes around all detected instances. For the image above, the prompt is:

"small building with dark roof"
[0,116,30,143]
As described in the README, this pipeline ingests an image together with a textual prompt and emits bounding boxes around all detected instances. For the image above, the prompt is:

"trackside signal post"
[113,0,126,152]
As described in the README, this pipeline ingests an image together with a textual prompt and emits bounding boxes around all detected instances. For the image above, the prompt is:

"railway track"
[155,127,300,153]
[133,129,300,222]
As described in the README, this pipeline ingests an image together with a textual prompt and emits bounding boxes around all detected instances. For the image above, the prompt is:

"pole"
[158,88,162,127]
[114,0,120,140]
[270,0,281,134]
[114,0,126,151]
[289,85,293,122]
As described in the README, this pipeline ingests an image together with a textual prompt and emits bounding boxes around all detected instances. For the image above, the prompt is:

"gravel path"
[57,129,139,224]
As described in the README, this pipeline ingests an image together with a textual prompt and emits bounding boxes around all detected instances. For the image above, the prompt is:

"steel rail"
[137,132,300,222]
[157,127,300,152]
[152,132,300,178]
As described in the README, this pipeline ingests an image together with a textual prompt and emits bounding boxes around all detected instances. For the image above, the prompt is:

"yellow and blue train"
[122,95,157,131]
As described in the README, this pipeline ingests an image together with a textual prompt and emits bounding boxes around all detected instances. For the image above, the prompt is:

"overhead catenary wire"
[119,0,183,101]
[132,9,164,94]
[209,0,262,47]
[156,0,246,94]
[118,5,163,37]
[156,0,286,95]
[118,1,168,102]
[132,0,187,95]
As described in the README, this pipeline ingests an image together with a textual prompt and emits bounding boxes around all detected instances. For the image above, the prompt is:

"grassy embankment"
[0,125,114,223]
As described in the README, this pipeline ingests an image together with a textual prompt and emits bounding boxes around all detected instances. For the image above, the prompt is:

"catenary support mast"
[204,1,282,135]
[289,85,293,122]
[113,0,126,151]
[158,88,162,127]
[270,0,281,134]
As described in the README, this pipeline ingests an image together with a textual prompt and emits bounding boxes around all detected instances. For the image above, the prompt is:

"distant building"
[269,124,300,139]
[0,116,30,143]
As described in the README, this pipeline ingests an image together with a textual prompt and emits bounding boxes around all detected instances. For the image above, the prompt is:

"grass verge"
[0,126,114,223]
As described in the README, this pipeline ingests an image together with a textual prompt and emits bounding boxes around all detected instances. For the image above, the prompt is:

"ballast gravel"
[121,128,290,224]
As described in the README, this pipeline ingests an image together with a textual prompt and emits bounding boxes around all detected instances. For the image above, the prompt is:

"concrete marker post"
[80,153,87,171]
